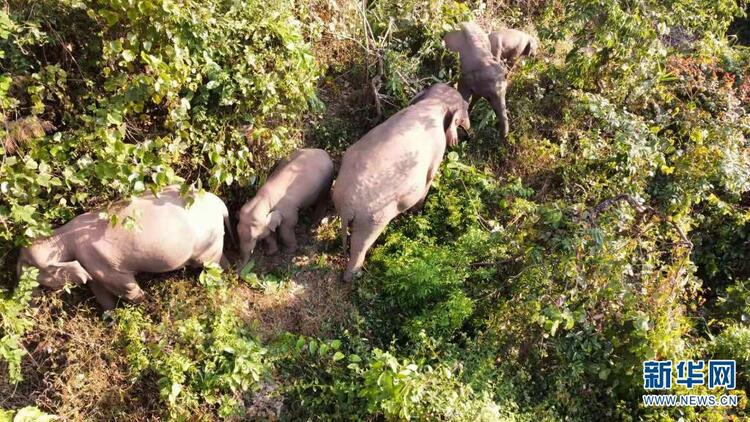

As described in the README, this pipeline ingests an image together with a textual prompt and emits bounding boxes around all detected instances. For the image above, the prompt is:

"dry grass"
[236,218,356,341]
[2,116,55,154]
[0,292,161,420]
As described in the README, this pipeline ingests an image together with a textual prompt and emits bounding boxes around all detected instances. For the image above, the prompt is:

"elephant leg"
[93,270,145,307]
[88,279,117,311]
[343,219,388,282]
[264,235,279,255]
[457,77,472,102]
[489,83,509,139]
[84,263,143,309]
[409,196,428,214]
[196,239,224,267]
[412,184,433,212]
[278,212,298,253]
[410,169,436,213]
[121,283,146,304]
[310,190,330,229]
[219,255,230,270]
[209,244,224,266]
[468,95,480,112]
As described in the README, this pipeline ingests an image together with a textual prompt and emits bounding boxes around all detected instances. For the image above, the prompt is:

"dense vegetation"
[1,0,749,420]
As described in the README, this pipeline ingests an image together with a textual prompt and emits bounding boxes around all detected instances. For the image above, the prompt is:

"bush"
[0,0,319,256]
[0,268,38,384]
[113,266,269,419]
[274,333,506,421]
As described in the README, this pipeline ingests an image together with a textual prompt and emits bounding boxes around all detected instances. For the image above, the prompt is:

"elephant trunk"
[238,239,256,272]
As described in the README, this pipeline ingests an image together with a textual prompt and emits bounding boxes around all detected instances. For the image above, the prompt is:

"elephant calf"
[488,28,538,68]
[237,148,334,267]
[445,22,537,139]
[333,83,470,282]
[17,186,230,310]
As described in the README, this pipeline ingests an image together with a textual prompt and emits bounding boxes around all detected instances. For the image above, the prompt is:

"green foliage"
[711,324,750,387]
[0,268,38,383]
[0,406,58,422]
[275,333,506,421]
[0,0,320,254]
[337,0,750,418]
[114,267,269,419]
[364,0,472,113]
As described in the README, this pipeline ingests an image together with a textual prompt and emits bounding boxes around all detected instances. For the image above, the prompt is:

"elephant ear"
[488,32,502,60]
[444,30,464,52]
[266,210,283,232]
[51,261,92,286]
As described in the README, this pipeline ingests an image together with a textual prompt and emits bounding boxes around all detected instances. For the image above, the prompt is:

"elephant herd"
[16,23,537,310]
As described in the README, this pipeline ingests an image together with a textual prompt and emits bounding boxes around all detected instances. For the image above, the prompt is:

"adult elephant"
[332,83,470,282]
[17,186,230,309]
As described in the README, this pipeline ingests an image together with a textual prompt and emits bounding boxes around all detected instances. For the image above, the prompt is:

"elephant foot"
[283,245,297,255]
[219,255,231,270]
[126,289,146,304]
[341,268,362,283]
[265,247,279,256]
[341,271,353,283]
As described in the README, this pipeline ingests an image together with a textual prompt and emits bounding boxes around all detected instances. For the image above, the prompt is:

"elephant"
[488,28,538,68]
[333,83,470,282]
[237,148,334,267]
[444,23,535,139]
[16,186,231,310]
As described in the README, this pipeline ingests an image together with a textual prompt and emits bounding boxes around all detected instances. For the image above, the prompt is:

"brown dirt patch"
[0,293,161,420]
[234,218,357,341]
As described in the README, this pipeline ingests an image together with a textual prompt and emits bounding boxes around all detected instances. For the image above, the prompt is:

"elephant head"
[17,239,91,290]
[237,198,282,267]
[409,83,470,147]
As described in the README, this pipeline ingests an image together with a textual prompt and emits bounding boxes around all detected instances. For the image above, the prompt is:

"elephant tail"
[222,206,238,249]
[340,213,353,254]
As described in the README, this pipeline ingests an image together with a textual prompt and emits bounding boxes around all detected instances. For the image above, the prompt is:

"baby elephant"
[333,83,470,282]
[237,148,334,267]
[17,186,230,310]
[488,28,538,68]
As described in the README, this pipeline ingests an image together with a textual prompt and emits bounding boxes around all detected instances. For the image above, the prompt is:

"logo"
[642,360,738,407]
[643,360,736,390]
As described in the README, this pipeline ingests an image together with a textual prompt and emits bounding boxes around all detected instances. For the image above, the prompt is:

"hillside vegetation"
[1,0,750,420]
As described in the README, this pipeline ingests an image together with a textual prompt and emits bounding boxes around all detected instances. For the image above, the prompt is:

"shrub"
[114,266,269,419]
[0,268,38,384]
[0,406,58,422]
[0,0,320,256]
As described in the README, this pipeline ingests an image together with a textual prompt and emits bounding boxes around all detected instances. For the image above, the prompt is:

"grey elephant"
[237,148,334,267]
[333,83,470,282]
[17,186,230,310]
[444,22,509,139]
[445,23,536,139]
[489,28,538,68]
